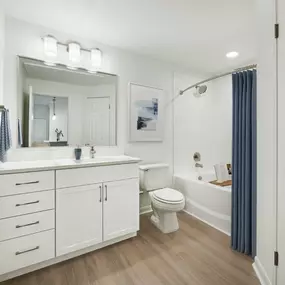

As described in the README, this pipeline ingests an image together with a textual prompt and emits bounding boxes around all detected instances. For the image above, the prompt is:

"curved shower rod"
[179,64,257,95]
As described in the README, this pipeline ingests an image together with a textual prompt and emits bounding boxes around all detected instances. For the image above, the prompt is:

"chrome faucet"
[90,146,96,159]
[195,163,203,168]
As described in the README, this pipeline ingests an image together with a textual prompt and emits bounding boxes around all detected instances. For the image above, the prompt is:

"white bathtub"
[174,172,231,235]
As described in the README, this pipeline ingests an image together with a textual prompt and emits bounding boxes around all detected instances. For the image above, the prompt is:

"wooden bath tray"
[209,180,232,187]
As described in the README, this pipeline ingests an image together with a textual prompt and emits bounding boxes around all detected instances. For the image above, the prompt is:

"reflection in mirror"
[32,95,68,147]
[18,57,117,148]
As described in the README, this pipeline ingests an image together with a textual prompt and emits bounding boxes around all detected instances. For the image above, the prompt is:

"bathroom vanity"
[0,156,140,281]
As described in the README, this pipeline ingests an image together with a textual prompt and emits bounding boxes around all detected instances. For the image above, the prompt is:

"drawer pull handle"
[15,246,40,256]
[15,181,39,186]
[99,185,102,202]
[16,221,40,228]
[105,185,108,201]
[16,200,40,207]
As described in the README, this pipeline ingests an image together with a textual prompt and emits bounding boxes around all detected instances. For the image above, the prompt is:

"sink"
[55,156,132,166]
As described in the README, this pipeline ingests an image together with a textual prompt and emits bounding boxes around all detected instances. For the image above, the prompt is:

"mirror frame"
[17,55,118,149]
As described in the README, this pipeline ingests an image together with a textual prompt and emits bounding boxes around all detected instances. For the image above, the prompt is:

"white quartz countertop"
[0,156,141,174]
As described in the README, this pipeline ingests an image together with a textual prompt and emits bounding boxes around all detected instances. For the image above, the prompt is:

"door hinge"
[274,251,279,266]
[109,104,110,109]
[275,23,279,39]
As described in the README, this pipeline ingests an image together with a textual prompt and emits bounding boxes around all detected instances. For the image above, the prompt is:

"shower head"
[194,85,208,97]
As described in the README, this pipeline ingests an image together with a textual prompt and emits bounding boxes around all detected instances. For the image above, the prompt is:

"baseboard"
[140,205,152,215]
[253,257,272,285]
[183,209,231,236]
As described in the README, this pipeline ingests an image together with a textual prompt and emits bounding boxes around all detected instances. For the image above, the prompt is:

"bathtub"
[174,172,231,235]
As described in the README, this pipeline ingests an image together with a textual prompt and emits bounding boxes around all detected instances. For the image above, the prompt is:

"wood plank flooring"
[2,213,260,285]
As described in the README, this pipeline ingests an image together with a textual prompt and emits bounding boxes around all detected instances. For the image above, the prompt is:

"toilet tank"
[139,164,171,191]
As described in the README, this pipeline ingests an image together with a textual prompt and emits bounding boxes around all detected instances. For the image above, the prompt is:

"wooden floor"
[2,213,260,285]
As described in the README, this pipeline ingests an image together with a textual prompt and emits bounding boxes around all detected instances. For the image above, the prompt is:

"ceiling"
[3,0,257,74]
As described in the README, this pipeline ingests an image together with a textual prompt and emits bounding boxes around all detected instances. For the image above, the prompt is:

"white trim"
[183,209,231,236]
[253,257,272,285]
[0,232,136,282]
[140,205,152,215]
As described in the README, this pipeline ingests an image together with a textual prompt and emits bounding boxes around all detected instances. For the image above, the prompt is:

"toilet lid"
[153,188,184,203]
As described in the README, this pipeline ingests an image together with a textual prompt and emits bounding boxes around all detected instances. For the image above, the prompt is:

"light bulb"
[43,35,58,57]
[52,115,56,120]
[90,48,102,68]
[68,42,81,63]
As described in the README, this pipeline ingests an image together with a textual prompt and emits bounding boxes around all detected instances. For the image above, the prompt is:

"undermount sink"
[55,156,130,166]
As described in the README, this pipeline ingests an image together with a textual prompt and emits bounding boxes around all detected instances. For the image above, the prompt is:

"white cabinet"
[0,230,55,275]
[0,190,54,219]
[0,171,54,196]
[56,184,103,256]
[0,170,56,278]
[103,179,139,241]
[56,164,138,189]
[0,160,139,280]
[56,178,139,255]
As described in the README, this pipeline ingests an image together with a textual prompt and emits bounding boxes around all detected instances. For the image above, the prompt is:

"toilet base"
[150,209,179,234]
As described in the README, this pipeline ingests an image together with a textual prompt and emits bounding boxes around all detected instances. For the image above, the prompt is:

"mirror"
[18,57,117,147]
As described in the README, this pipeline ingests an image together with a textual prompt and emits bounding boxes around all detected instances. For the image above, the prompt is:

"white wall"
[0,11,5,104]
[173,72,232,176]
[254,0,277,284]
[4,17,173,165]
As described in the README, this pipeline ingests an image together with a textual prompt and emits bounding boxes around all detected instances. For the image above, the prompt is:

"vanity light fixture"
[42,35,103,70]
[52,97,56,120]
[43,35,58,57]
[91,48,102,68]
[68,42,81,63]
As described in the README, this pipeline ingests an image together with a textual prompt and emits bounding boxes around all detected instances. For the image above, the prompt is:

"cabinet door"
[103,179,139,241]
[56,184,103,256]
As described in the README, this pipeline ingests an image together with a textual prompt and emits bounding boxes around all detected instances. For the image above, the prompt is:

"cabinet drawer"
[0,171,54,197]
[0,230,55,275]
[56,164,139,188]
[0,191,54,219]
[0,210,54,242]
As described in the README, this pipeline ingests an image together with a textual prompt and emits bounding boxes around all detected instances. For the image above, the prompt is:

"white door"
[28,85,34,147]
[56,184,103,256]
[103,179,139,241]
[84,97,110,146]
[278,0,285,283]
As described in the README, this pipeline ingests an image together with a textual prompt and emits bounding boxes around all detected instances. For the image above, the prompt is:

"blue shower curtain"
[231,70,257,257]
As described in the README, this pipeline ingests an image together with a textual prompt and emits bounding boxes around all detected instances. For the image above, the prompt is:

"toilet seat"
[153,188,184,204]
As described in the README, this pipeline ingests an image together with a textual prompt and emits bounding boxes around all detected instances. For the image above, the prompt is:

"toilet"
[139,164,185,233]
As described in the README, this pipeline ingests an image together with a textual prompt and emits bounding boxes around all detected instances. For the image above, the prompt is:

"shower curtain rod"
[179,64,257,95]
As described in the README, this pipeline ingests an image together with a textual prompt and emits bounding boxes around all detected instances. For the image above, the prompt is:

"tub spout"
[195,163,203,168]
